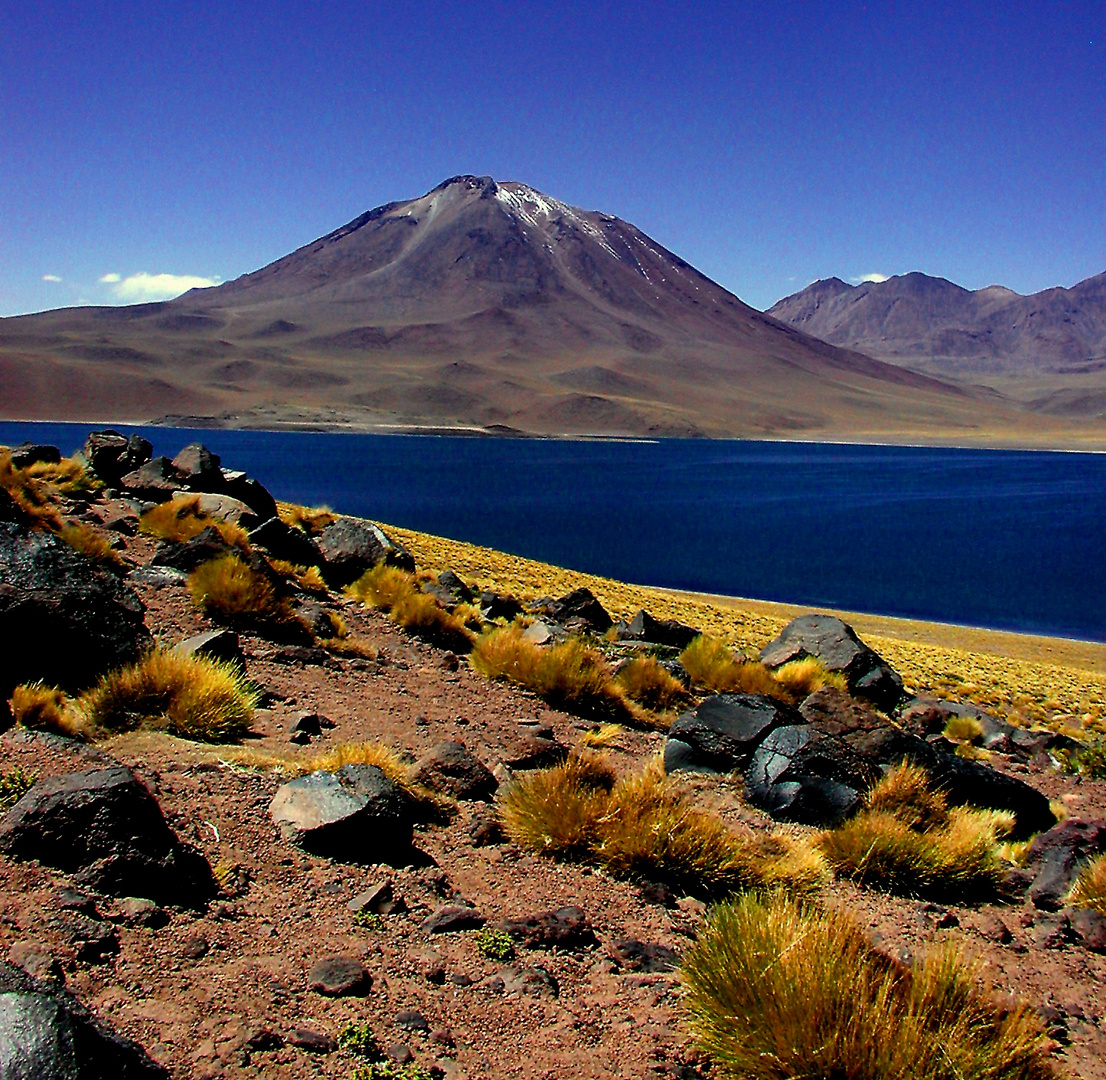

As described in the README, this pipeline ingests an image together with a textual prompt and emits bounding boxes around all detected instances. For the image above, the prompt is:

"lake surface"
[3,421,1104,642]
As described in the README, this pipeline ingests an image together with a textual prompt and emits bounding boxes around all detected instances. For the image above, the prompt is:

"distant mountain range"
[0,176,1100,443]
[768,271,1106,418]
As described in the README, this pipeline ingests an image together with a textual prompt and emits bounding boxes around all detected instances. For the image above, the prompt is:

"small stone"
[8,941,62,982]
[395,1010,430,1033]
[182,935,209,960]
[54,888,98,916]
[978,915,1013,945]
[431,1027,456,1048]
[422,905,485,934]
[1071,908,1106,952]
[288,1027,337,1053]
[608,938,679,973]
[935,911,960,929]
[114,896,169,928]
[308,955,372,996]
[501,964,559,998]
[387,1043,414,1064]
[51,913,119,962]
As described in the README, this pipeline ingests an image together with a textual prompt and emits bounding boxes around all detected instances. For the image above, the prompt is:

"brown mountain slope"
[768,272,1106,418]
[1,177,1100,443]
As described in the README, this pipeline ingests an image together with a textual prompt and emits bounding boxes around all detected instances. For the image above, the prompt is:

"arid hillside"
[3,177,1099,445]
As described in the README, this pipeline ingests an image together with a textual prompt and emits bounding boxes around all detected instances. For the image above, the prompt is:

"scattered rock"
[521,620,562,646]
[387,1042,415,1064]
[192,493,259,529]
[500,964,559,998]
[395,1010,430,1033]
[479,591,523,622]
[422,905,486,934]
[760,614,904,711]
[112,897,168,929]
[616,609,700,650]
[10,443,62,469]
[81,431,153,487]
[249,517,324,567]
[468,809,505,847]
[181,935,209,960]
[534,587,612,634]
[1024,819,1106,910]
[665,694,800,774]
[51,912,119,962]
[422,570,474,609]
[173,628,245,672]
[496,906,596,950]
[0,959,168,1077]
[500,720,568,771]
[288,1027,337,1053]
[307,955,372,996]
[0,766,216,907]
[171,444,224,489]
[118,457,185,502]
[126,565,186,588]
[348,881,405,916]
[1071,908,1106,952]
[8,941,62,982]
[608,939,679,973]
[413,741,498,801]
[270,764,413,863]
[150,525,234,573]
[978,915,1013,945]
[316,517,414,586]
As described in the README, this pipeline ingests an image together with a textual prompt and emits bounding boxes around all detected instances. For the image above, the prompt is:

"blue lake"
[2,421,1104,642]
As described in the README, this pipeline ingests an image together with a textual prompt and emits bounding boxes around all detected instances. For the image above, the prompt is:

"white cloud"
[110,272,219,302]
[41,274,62,283]
[98,272,121,283]
[851,272,890,284]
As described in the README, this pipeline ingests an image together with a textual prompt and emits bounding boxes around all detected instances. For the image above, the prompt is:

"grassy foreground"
[384,523,1106,735]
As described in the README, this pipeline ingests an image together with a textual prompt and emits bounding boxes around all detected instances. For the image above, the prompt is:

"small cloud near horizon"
[851,272,890,284]
[41,274,62,282]
[108,272,220,302]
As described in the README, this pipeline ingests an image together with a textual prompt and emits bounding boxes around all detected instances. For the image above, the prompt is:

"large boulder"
[421,570,474,610]
[81,431,152,487]
[0,522,151,704]
[171,444,223,491]
[269,764,413,862]
[221,472,279,524]
[760,615,904,711]
[665,694,800,774]
[249,517,324,568]
[616,610,700,650]
[534,588,612,634]
[150,526,234,574]
[117,457,184,502]
[9,443,62,470]
[315,517,415,586]
[0,960,167,1078]
[192,494,259,530]
[745,724,881,826]
[0,767,215,908]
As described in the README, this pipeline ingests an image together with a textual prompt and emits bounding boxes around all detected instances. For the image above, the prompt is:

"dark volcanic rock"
[413,741,497,801]
[269,764,413,862]
[249,516,324,567]
[616,609,700,650]
[665,694,800,774]
[81,430,153,486]
[422,570,474,610]
[536,587,612,634]
[118,456,185,502]
[608,939,679,973]
[0,767,215,907]
[422,905,486,934]
[760,614,904,711]
[479,591,523,622]
[0,959,168,1077]
[171,443,224,489]
[150,525,233,573]
[316,517,414,586]
[172,628,245,672]
[221,472,279,524]
[745,724,880,826]
[307,956,372,996]
[0,522,151,703]
[1024,819,1106,911]
[10,443,62,469]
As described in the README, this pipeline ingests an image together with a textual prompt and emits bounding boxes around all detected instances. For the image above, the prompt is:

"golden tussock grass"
[268,559,329,595]
[57,522,127,570]
[578,723,625,750]
[0,766,38,811]
[471,624,649,725]
[349,565,475,652]
[498,753,825,897]
[276,500,336,535]
[10,683,83,739]
[679,636,844,704]
[188,554,291,626]
[25,456,99,495]
[77,649,257,742]
[772,656,849,698]
[613,656,686,712]
[0,455,64,530]
[383,522,1106,734]
[819,764,1012,900]
[681,892,1054,1080]
[1068,854,1106,916]
[944,714,985,743]
[140,495,249,547]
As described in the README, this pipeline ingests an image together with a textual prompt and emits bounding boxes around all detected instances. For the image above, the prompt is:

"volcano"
[0,176,1087,442]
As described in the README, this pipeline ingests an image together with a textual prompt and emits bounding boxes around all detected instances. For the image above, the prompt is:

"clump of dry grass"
[944,714,985,744]
[818,764,1012,900]
[25,456,99,495]
[681,892,1054,1080]
[613,656,686,712]
[772,656,849,699]
[1068,854,1106,916]
[498,754,824,897]
[0,454,64,530]
[350,565,475,652]
[268,559,329,595]
[277,501,336,535]
[57,522,127,570]
[472,624,646,724]
[77,649,257,742]
[0,766,38,811]
[679,636,843,704]
[9,683,83,739]
[140,495,249,547]
[188,554,292,628]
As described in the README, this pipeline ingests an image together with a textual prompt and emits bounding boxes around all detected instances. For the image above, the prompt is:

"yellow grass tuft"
[944,714,985,743]
[350,565,474,651]
[579,723,624,749]
[612,656,686,712]
[57,522,127,570]
[77,649,257,742]
[276,500,336,535]
[140,495,249,548]
[772,656,849,699]
[498,753,824,897]
[819,764,1012,900]
[188,554,291,627]
[681,892,1054,1080]
[10,683,83,739]
[679,636,840,704]
[1068,853,1106,916]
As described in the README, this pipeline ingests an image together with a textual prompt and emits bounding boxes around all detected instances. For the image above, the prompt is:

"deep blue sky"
[2,0,1102,317]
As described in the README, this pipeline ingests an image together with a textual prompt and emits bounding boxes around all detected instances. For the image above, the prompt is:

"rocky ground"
[1,434,1105,1080]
